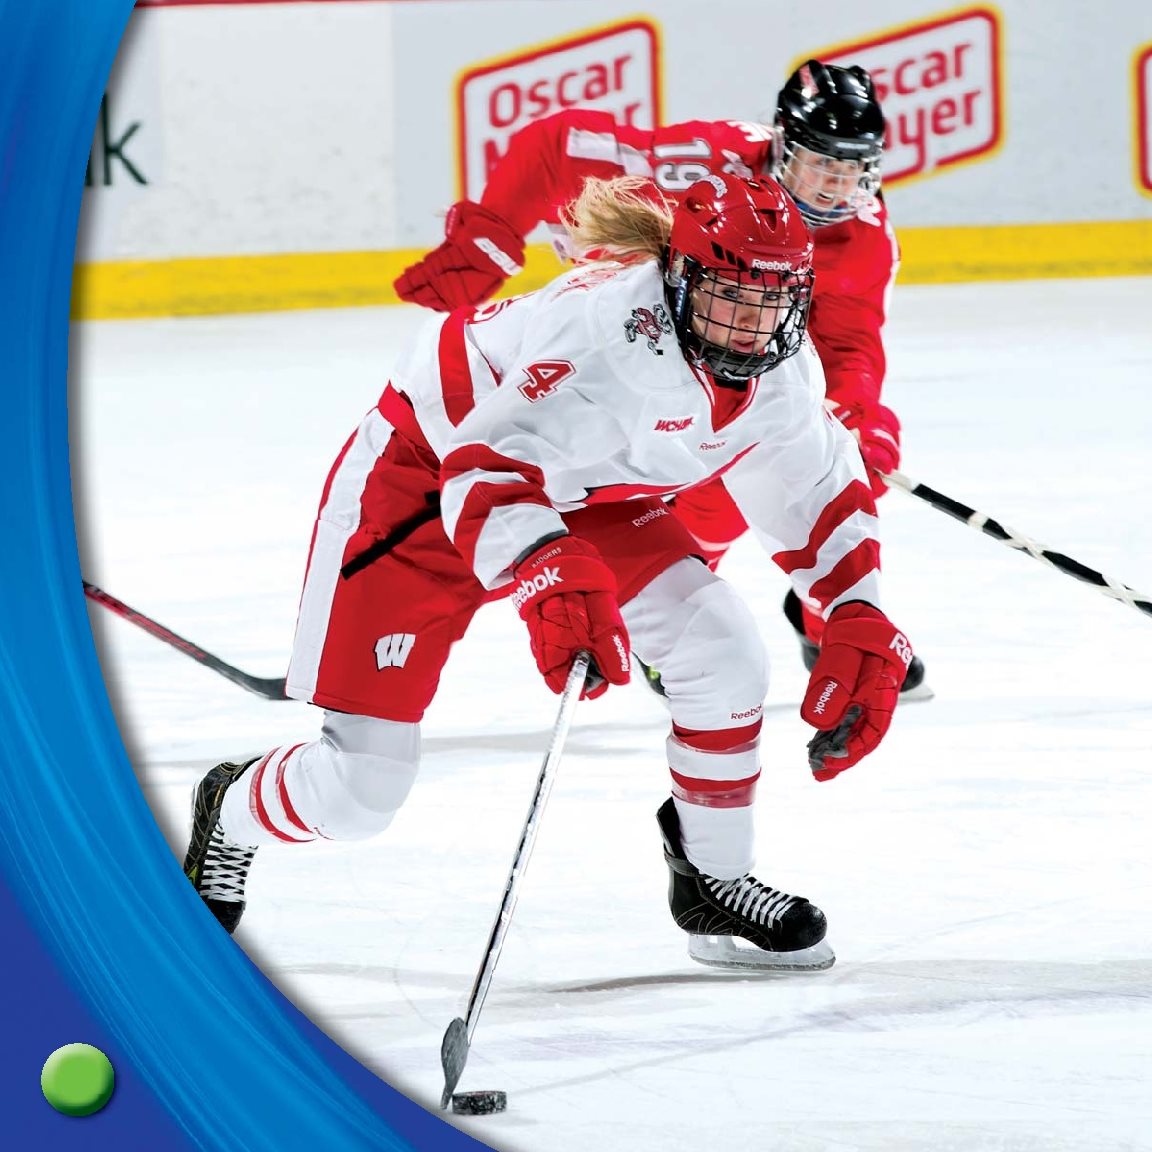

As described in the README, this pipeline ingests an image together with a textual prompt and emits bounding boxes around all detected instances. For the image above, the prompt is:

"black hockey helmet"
[774,60,885,226]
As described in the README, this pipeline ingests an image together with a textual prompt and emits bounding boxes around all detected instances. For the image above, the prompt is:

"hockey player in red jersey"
[185,175,914,972]
[395,60,927,695]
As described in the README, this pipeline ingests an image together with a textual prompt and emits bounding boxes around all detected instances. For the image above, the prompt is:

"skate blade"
[899,680,935,703]
[687,934,836,972]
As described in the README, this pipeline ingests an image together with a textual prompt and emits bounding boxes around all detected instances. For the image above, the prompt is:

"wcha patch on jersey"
[624,303,673,353]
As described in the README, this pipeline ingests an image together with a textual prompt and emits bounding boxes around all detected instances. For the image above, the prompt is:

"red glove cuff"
[818,602,913,667]
[511,536,617,619]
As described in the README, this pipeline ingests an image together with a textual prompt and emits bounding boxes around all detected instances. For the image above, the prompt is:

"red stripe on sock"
[670,771,760,807]
[671,719,762,751]
[273,743,313,836]
[246,751,275,827]
[251,748,312,844]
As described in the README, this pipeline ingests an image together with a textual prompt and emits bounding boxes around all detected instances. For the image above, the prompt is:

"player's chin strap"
[883,470,1152,620]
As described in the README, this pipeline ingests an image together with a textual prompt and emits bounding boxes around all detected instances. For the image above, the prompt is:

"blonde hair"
[561,175,674,265]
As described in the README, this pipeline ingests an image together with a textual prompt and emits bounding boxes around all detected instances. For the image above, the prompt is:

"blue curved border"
[0,5,482,1148]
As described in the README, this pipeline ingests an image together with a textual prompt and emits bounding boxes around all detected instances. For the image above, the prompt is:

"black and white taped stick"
[82,580,290,700]
[439,651,591,1109]
[884,471,1152,620]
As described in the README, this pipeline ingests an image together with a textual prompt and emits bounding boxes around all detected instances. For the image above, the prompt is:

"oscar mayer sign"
[809,7,1003,185]
[455,19,661,201]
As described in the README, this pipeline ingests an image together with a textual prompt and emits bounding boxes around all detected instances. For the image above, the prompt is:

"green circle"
[41,1043,116,1117]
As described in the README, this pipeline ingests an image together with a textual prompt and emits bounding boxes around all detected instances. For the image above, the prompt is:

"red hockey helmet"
[663,175,814,382]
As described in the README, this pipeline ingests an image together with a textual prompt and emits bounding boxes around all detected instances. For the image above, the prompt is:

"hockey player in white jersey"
[184,174,914,971]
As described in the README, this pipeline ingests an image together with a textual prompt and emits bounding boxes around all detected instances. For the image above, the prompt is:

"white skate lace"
[704,875,798,927]
[200,823,256,903]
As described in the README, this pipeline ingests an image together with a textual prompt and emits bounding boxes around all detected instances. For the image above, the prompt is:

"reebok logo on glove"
[511,535,631,700]
[809,678,838,717]
[510,565,563,610]
[890,632,913,666]
[611,632,629,676]
[473,237,523,277]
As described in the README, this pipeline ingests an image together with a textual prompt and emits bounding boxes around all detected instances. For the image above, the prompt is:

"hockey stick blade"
[439,1016,469,1110]
[82,580,289,701]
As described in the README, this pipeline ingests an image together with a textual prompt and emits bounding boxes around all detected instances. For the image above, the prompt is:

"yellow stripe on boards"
[71,219,1152,320]
[896,219,1152,283]
[70,246,569,320]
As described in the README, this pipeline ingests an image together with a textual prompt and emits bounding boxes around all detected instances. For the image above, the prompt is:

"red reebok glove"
[393,201,525,311]
[800,602,913,782]
[511,536,631,700]
[830,400,901,497]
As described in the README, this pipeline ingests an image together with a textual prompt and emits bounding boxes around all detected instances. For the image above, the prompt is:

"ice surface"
[72,278,1152,1151]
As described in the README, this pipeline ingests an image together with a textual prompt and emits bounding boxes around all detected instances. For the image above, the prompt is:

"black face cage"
[664,254,814,383]
[776,126,883,227]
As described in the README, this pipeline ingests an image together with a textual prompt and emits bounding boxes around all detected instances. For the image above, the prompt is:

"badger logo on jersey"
[624,303,673,353]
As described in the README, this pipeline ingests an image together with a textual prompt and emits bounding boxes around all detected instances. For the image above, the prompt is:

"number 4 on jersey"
[518,359,574,402]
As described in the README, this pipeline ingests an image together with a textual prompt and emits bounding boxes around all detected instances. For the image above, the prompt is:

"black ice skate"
[783,589,933,701]
[183,759,259,935]
[656,798,835,972]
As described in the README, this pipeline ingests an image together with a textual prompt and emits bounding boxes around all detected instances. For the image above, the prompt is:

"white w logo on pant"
[375,633,416,670]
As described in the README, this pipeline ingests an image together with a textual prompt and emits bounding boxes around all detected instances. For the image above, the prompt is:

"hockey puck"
[450,1090,507,1115]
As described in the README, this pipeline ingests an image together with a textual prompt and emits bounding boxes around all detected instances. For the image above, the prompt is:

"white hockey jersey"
[387,260,882,613]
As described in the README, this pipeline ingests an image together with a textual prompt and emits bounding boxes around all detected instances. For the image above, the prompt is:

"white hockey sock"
[219,745,318,847]
[672,798,756,880]
[218,716,422,847]
[666,731,760,879]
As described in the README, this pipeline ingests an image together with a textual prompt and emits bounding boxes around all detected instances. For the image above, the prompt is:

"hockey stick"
[884,471,1152,620]
[439,650,591,1110]
[82,581,289,700]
